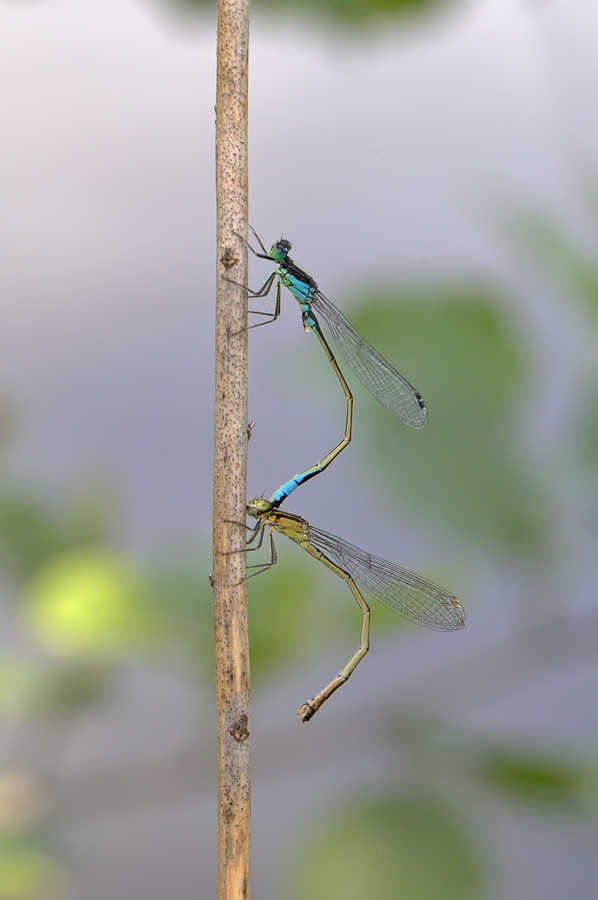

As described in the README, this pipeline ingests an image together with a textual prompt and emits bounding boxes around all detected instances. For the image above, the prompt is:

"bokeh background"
[1,0,598,897]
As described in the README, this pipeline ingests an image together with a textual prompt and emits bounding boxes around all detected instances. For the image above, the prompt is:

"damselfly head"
[269,239,292,262]
[246,497,272,518]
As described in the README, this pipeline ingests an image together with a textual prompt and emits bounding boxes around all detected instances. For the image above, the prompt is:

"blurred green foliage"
[0,479,121,579]
[25,551,152,658]
[174,0,462,25]
[505,197,598,485]
[478,746,592,810]
[388,715,598,815]
[0,840,66,900]
[508,203,598,323]
[284,717,598,899]
[346,286,551,555]
[287,795,484,900]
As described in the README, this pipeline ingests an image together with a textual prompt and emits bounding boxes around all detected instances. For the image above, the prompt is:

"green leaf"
[24,550,152,659]
[286,795,485,900]
[173,0,461,25]
[0,490,71,576]
[0,479,119,579]
[479,747,590,810]
[31,664,112,713]
[0,840,66,900]
[347,286,550,553]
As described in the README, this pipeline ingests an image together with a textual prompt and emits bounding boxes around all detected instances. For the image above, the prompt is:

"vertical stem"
[213,0,250,898]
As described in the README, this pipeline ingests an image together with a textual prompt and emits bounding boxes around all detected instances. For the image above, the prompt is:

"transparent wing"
[307,525,465,632]
[312,290,428,429]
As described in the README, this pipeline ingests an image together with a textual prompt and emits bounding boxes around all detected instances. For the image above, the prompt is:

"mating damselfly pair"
[233,228,464,721]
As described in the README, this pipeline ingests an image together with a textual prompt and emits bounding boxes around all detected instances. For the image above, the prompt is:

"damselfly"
[239,229,428,509]
[245,498,464,721]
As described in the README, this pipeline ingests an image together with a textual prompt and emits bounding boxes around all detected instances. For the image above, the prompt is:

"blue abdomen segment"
[270,468,319,507]
[270,479,299,506]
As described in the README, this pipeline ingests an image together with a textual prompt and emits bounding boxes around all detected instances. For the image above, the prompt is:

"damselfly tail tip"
[298,701,316,723]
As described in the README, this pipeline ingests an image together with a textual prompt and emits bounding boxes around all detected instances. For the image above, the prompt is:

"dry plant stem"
[213,0,251,898]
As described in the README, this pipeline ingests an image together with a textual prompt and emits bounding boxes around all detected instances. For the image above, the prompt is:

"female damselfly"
[244,497,464,721]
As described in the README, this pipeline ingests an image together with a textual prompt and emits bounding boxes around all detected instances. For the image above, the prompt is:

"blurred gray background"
[1,0,597,897]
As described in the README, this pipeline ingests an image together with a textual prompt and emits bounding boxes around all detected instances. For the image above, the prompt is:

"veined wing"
[312,291,428,429]
[307,525,465,632]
